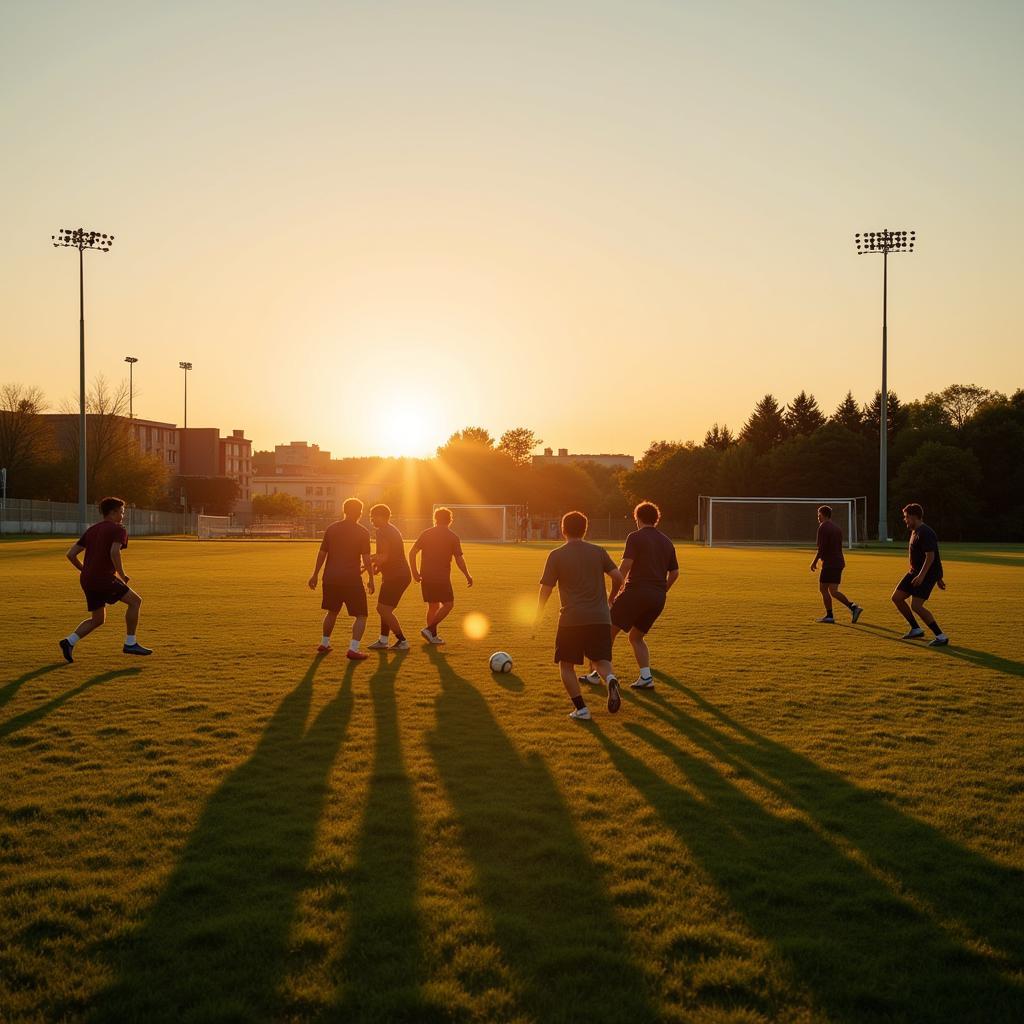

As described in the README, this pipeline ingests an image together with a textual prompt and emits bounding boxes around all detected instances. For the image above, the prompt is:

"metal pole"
[79,246,87,534]
[878,249,889,542]
[183,367,188,429]
[129,361,133,419]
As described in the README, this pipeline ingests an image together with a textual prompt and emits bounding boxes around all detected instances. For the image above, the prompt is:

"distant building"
[531,446,634,471]
[179,427,253,504]
[251,473,384,516]
[128,418,179,472]
[272,440,332,475]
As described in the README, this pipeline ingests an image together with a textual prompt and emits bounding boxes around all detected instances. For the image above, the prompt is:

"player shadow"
[493,670,525,693]
[424,647,659,1024]
[0,667,140,741]
[87,657,355,1023]
[0,663,63,712]
[629,674,1024,1020]
[856,622,1024,677]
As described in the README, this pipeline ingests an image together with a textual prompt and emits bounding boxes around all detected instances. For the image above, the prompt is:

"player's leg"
[430,600,454,637]
[892,584,924,638]
[560,661,589,714]
[911,595,948,645]
[591,658,621,714]
[61,607,105,662]
[320,609,339,652]
[628,627,654,688]
[579,626,618,686]
[345,587,370,660]
[817,580,835,622]
[120,589,152,655]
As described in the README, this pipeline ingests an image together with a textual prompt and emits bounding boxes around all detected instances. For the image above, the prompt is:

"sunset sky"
[2,1,1022,458]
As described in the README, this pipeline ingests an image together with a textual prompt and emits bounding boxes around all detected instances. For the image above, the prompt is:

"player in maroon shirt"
[810,505,863,624]
[59,497,151,662]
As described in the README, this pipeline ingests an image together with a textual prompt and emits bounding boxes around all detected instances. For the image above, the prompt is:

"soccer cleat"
[568,706,592,721]
[367,639,390,650]
[59,638,74,663]
[630,676,655,689]
[851,605,864,623]
[345,649,369,661]
[816,615,836,624]
[577,670,602,684]
[420,628,445,645]
[901,627,925,640]
[390,639,410,651]
[123,642,153,656]
[316,644,332,654]
[607,677,621,714]
[927,635,950,647]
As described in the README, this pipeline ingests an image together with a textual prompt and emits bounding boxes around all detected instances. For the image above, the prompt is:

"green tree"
[0,383,55,496]
[891,442,982,540]
[438,427,494,455]
[624,442,720,534]
[497,427,542,467]
[173,475,241,515]
[831,391,864,433]
[714,442,763,495]
[740,395,788,453]
[784,391,826,436]
[962,399,1024,540]
[252,492,306,520]
[928,383,1003,431]
[862,390,907,441]
[702,423,735,450]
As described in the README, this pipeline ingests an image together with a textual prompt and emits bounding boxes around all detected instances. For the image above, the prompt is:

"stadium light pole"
[52,227,115,534]
[124,356,138,419]
[179,361,192,428]
[855,229,915,542]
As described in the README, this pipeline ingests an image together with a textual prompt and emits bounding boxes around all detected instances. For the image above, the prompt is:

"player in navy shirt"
[891,503,949,646]
[59,496,151,662]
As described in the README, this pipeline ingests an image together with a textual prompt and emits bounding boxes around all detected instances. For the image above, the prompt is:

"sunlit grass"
[1,539,1022,1022]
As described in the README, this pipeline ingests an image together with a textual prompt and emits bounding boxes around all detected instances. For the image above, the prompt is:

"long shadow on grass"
[857,622,1024,678]
[425,648,658,1024]
[0,664,63,712]
[325,655,443,1022]
[87,657,354,1023]
[0,667,140,740]
[617,675,1024,1022]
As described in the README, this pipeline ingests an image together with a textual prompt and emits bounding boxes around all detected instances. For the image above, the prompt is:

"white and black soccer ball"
[489,651,513,674]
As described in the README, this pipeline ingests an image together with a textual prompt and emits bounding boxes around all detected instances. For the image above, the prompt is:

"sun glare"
[377,404,442,458]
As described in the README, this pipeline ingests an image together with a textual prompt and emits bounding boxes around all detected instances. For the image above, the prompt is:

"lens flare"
[462,612,491,640]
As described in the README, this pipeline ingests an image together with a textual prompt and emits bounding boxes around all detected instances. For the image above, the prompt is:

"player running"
[59,496,151,662]
[366,503,412,651]
[409,506,473,645]
[891,503,949,646]
[535,511,623,720]
[308,497,374,661]
[810,504,863,624]
[582,501,678,690]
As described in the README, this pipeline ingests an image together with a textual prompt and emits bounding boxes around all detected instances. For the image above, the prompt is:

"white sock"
[125,635,137,646]
[67,633,80,646]
[321,635,331,647]
[349,639,360,652]
[607,674,618,685]
[640,667,652,680]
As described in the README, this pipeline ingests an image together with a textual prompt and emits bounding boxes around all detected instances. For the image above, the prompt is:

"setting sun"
[375,402,444,458]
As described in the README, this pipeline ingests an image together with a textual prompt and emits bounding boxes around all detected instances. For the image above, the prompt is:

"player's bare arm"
[606,567,624,606]
[308,549,327,589]
[363,551,375,595]
[666,568,680,591]
[610,557,633,601]
[455,553,473,587]
[66,543,85,572]
[110,541,129,583]
[532,584,553,637]
[409,540,422,582]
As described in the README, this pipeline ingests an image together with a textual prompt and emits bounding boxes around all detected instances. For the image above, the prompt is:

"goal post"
[697,496,867,548]
[196,514,232,540]
[431,504,526,543]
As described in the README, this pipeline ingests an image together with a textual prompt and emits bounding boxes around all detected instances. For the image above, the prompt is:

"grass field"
[1,538,1023,1024]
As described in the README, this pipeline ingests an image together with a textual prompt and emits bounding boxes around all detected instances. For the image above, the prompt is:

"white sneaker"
[927,634,949,647]
[420,628,445,645]
[901,627,925,639]
[630,676,655,689]
[569,706,592,721]
[577,670,602,684]
[390,639,410,651]
[367,639,390,650]
[816,615,835,624]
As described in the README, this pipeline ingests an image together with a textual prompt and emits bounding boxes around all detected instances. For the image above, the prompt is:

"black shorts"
[820,567,844,586]
[322,583,368,616]
[896,572,938,601]
[421,577,454,604]
[610,587,666,635]
[82,578,129,612]
[554,623,613,665]
[378,576,411,608]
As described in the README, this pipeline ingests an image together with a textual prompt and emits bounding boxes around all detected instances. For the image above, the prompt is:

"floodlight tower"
[179,361,192,428]
[855,229,915,542]
[52,227,115,533]
[124,356,138,419]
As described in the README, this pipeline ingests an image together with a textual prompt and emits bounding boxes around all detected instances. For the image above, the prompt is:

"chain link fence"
[0,498,193,536]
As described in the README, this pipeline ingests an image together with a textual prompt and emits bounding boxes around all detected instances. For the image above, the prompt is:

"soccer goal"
[432,504,526,542]
[697,496,868,548]
[196,514,232,540]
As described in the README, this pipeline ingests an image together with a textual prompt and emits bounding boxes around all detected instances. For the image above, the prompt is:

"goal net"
[197,514,232,540]
[432,504,526,543]
[697,496,867,547]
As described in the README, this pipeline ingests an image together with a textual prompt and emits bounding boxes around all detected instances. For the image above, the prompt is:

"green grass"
[1,538,1022,1023]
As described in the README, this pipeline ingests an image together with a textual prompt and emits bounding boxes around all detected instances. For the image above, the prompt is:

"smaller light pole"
[124,356,138,419]
[179,361,192,428]
[855,229,915,542]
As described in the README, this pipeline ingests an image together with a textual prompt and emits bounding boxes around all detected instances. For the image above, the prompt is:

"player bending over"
[308,497,374,661]
[366,503,412,651]
[891,503,949,646]
[535,510,623,720]
[810,504,863,624]
[60,496,151,662]
[582,500,678,690]
[409,506,473,646]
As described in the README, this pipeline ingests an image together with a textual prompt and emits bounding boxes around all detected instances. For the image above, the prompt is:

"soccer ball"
[489,651,513,674]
